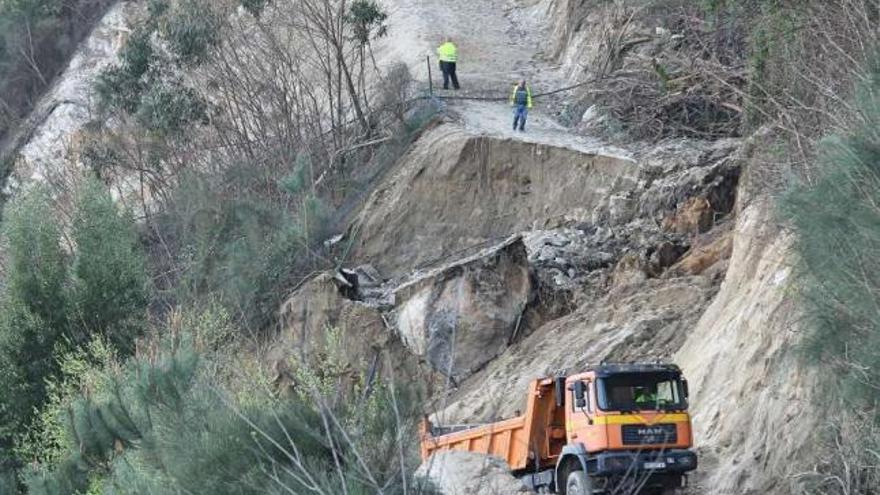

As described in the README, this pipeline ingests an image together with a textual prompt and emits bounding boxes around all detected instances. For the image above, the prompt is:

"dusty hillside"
[0,0,834,493]
[342,0,818,493]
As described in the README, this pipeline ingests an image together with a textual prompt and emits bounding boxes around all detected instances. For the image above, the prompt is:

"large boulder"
[276,272,391,356]
[394,236,532,380]
[268,271,417,395]
[416,451,530,495]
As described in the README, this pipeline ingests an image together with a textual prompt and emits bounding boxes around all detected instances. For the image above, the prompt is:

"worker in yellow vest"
[510,80,533,132]
[436,38,460,90]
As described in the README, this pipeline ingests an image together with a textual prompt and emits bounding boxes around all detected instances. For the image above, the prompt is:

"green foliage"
[781,63,880,407]
[0,188,67,460]
[135,81,207,134]
[27,309,427,495]
[161,0,220,65]
[278,155,311,195]
[0,302,55,455]
[94,28,153,114]
[166,166,329,331]
[146,0,169,20]
[14,338,116,467]
[94,65,146,115]
[119,28,154,77]
[2,187,67,328]
[0,470,17,494]
[240,0,268,17]
[346,0,388,45]
[69,178,149,353]
[0,180,149,485]
[95,5,210,134]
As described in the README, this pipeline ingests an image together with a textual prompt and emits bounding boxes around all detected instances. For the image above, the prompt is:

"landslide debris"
[416,451,531,495]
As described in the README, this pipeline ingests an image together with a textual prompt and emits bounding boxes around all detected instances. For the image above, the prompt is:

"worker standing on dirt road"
[437,38,460,90]
[510,79,532,132]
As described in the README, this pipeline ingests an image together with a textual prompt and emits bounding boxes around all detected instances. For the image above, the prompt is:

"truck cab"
[420,363,697,494]
[547,364,697,494]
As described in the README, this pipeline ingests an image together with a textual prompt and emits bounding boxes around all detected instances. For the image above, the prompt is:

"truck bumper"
[590,449,697,477]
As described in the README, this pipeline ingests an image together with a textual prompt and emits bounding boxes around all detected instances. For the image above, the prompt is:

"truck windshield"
[597,373,686,411]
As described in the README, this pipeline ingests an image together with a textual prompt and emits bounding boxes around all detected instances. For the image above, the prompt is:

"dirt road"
[377,0,625,156]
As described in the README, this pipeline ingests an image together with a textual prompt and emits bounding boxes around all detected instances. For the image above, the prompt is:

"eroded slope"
[351,123,640,276]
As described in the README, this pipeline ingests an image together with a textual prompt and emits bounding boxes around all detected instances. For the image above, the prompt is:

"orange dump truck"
[420,364,697,494]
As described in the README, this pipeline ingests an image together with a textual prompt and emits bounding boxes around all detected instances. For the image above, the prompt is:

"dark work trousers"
[513,104,528,131]
[439,60,460,90]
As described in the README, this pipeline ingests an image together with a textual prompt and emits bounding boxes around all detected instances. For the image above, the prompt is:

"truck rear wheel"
[565,470,593,495]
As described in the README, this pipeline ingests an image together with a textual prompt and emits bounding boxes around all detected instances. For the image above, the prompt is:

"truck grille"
[621,424,677,445]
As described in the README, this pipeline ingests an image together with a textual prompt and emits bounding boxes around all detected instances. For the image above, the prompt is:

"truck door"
[566,379,608,453]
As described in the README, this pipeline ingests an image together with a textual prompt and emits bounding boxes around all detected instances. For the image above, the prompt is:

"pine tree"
[28,334,429,495]
[68,178,149,353]
[781,62,880,406]
[0,187,67,474]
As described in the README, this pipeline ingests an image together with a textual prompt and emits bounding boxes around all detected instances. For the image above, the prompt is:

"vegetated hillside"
[0,0,877,494]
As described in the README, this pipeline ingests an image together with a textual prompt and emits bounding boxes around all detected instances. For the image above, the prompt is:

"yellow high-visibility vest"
[510,85,533,108]
[437,42,458,63]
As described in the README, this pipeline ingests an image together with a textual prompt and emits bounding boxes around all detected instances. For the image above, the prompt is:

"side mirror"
[573,381,587,409]
[682,379,690,400]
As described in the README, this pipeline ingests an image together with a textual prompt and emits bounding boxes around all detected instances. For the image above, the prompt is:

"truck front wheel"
[565,470,593,495]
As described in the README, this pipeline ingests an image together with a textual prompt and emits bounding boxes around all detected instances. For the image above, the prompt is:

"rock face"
[676,200,817,495]
[394,236,532,380]
[7,2,135,193]
[434,274,717,424]
[416,451,530,495]
[268,271,416,394]
[269,236,537,390]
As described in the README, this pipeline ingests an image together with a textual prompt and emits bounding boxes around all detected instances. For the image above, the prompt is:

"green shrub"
[0,180,150,483]
[147,0,169,19]
[94,65,145,115]
[95,28,153,114]
[0,470,17,494]
[135,80,207,134]
[165,166,330,331]
[1,186,67,328]
[0,301,55,457]
[0,187,67,459]
[161,0,220,65]
[118,27,154,77]
[240,0,268,17]
[95,15,209,134]
[14,338,116,467]
[68,178,149,353]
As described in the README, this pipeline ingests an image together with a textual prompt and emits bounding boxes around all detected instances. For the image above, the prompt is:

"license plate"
[644,461,666,470]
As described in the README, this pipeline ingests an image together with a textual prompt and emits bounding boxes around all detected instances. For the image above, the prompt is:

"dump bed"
[420,415,532,470]
[420,378,561,471]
